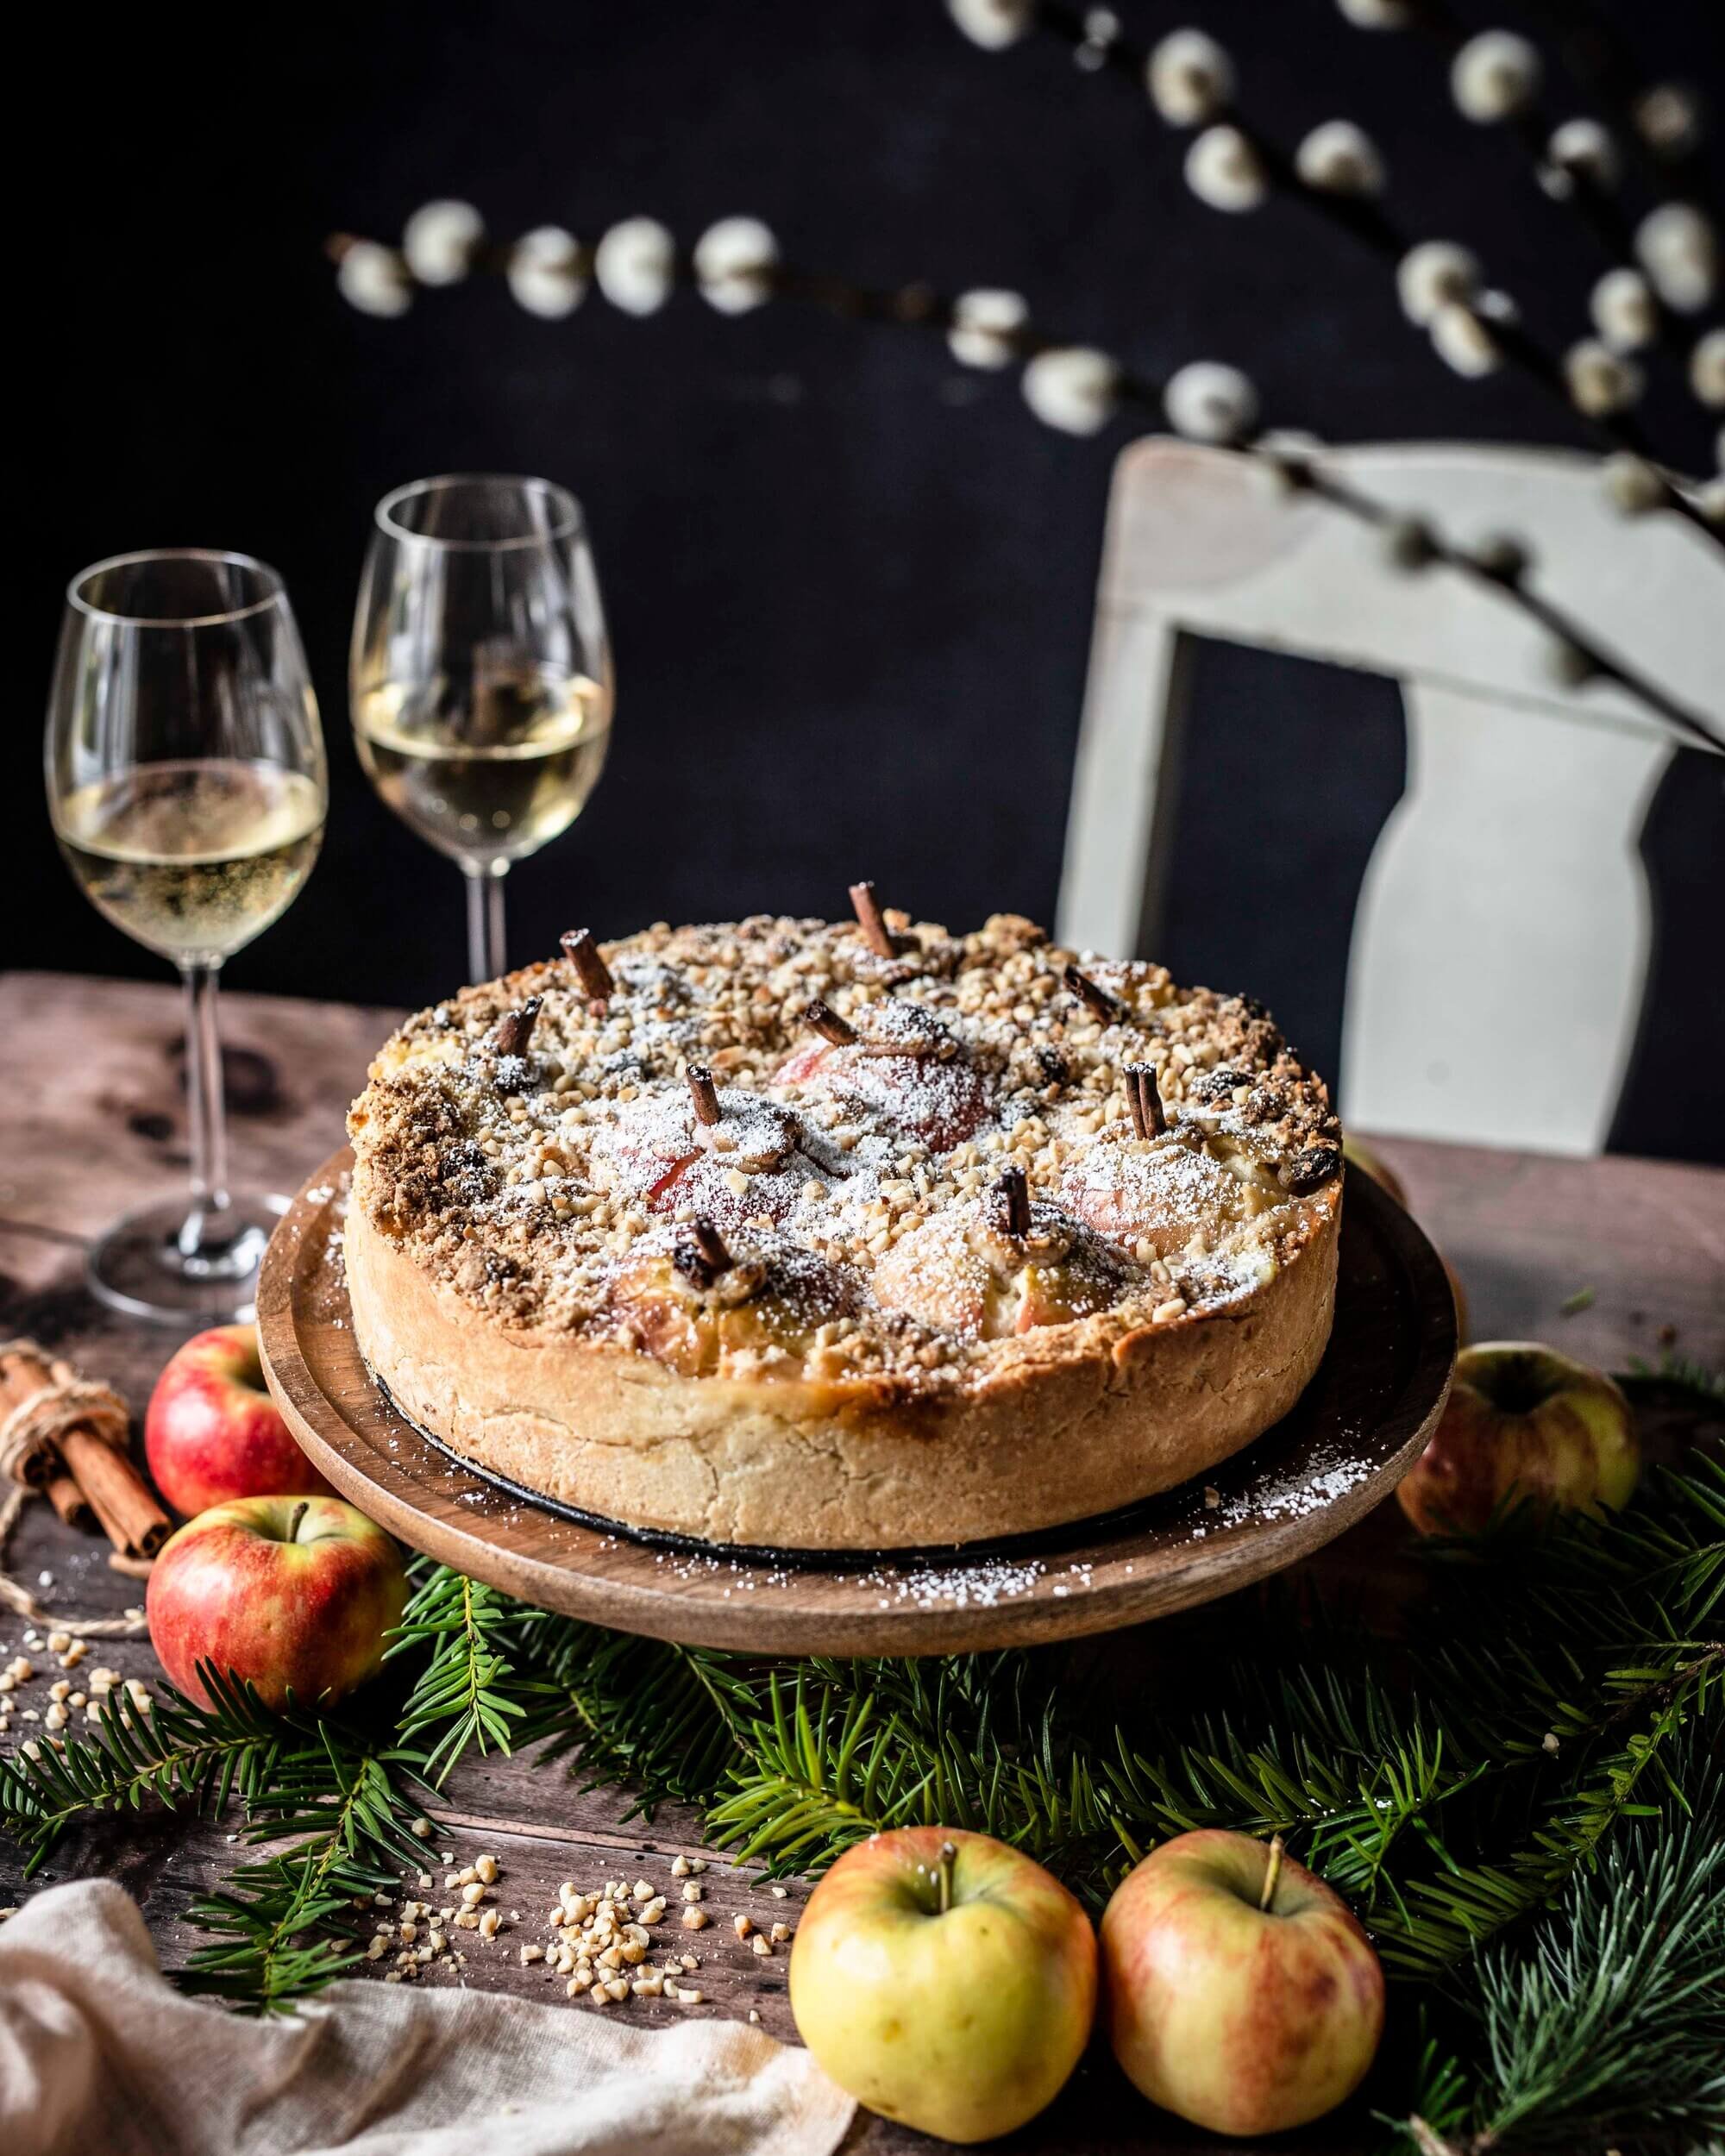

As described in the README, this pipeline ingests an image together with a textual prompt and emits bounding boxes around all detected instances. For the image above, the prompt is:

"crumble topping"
[348,911,1341,1388]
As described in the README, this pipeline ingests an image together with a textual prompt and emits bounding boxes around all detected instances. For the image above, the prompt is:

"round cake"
[344,899,1344,1551]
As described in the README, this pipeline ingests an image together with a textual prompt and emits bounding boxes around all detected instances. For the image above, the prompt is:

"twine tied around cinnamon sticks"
[0,1339,169,1636]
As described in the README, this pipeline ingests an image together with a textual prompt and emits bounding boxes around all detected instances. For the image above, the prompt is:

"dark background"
[22,0,1724,1160]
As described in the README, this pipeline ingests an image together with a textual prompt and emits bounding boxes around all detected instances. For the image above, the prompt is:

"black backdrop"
[22,0,1724,1160]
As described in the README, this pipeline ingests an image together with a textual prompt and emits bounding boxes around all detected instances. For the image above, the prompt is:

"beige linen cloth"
[0,1881,855,2156]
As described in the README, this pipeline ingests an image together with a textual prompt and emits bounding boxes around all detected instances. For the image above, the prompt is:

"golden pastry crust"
[345,911,1343,1549]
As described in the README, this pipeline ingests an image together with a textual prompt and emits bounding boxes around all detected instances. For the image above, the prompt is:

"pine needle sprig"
[1466,1806,1725,2147]
[182,1727,431,2010]
[0,1667,288,1876]
[386,1560,542,1783]
[1387,1789,1725,2153]
[511,1617,750,1814]
[179,1844,385,2008]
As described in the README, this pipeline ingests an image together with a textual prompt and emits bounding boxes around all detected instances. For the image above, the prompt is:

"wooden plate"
[258,1150,1455,1655]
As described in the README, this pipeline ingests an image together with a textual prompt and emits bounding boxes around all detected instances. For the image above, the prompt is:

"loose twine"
[0,1340,150,1638]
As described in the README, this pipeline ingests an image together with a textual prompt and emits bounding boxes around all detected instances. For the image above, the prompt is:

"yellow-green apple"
[145,1325,330,1516]
[789,1827,1095,2143]
[1101,1831,1383,2136]
[146,1495,407,1712]
[1397,1341,1638,1535]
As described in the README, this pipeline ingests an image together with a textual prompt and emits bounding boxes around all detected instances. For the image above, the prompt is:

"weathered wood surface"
[3,970,1722,2154]
[260,1147,1456,1654]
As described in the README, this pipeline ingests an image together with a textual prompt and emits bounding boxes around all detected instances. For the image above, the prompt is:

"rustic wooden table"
[3,970,1722,2155]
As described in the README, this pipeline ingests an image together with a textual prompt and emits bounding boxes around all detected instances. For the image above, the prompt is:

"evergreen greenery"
[2,1392,1719,2150]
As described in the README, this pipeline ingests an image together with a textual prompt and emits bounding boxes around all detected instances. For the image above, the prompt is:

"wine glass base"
[86,1190,289,1326]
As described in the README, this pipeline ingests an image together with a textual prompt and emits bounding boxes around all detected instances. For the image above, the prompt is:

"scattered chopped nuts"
[474,1853,499,1884]
[681,1907,709,1931]
[733,1913,755,1940]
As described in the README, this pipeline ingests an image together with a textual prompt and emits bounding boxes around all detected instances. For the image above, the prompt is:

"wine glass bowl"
[351,474,612,981]
[46,549,326,1322]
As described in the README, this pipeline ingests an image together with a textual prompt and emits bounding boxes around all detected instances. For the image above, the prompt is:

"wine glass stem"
[180,960,231,1220]
[465,863,508,981]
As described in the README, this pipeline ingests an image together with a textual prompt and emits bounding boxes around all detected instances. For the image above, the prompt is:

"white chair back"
[1057,440,1722,1154]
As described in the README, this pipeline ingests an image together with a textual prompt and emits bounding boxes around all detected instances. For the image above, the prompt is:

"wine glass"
[350,474,613,983]
[46,550,327,1323]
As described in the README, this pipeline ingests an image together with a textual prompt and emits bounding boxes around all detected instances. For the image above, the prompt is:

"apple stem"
[286,1501,310,1545]
[1258,1833,1285,1912]
[937,1840,957,1915]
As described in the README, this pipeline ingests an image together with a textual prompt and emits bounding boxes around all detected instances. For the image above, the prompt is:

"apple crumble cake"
[345,899,1343,1550]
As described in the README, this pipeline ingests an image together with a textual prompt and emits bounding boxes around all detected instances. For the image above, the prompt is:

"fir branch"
[1376,1660,1719,1979]
[1470,1811,1725,2147]
[0,1668,287,1876]
[182,1731,430,2010]
[1389,1800,1725,2153]
[385,1561,538,1783]
[511,1617,749,1814]
[179,1844,380,2009]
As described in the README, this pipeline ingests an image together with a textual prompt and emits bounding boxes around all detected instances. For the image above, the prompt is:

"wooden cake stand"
[258,1150,1456,1655]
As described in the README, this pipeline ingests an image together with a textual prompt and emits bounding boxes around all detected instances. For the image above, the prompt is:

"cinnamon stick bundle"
[0,1342,170,1560]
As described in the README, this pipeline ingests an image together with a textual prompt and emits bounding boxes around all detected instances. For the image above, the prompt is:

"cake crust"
[345,911,1343,1549]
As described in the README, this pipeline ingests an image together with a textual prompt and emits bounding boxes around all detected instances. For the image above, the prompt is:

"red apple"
[146,1495,407,1712]
[790,1827,1095,2144]
[1101,1831,1383,2136]
[1397,1340,1639,1535]
[146,1324,330,1516]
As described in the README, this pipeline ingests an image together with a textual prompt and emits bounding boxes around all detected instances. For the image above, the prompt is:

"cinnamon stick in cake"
[491,998,543,1058]
[687,1065,722,1126]
[1125,1062,1167,1139]
[1063,964,1126,1026]
[561,928,615,1005]
[674,1219,735,1287]
[997,1164,1032,1239]
[849,881,898,959]
[806,999,858,1046]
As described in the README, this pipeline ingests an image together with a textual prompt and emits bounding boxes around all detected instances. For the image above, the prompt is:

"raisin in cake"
[344,906,1343,1550]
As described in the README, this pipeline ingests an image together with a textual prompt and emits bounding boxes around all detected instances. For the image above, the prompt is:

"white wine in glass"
[56,759,325,965]
[46,551,327,1324]
[351,476,612,982]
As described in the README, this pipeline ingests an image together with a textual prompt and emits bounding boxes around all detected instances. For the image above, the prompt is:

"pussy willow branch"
[1492,0,1722,215]
[1348,0,1718,292]
[329,227,1725,757]
[1017,0,1723,554]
